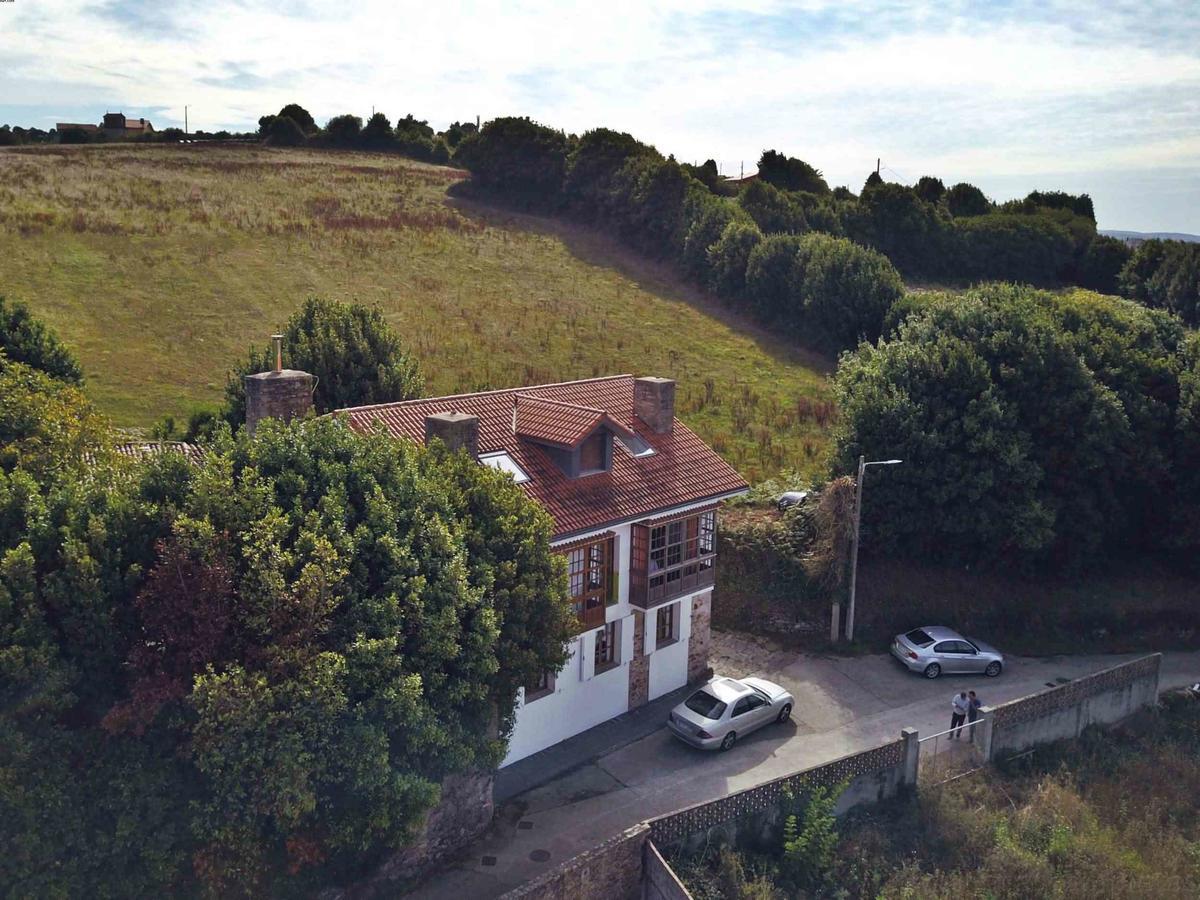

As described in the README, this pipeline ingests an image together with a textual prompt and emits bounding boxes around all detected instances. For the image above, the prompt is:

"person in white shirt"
[950,691,969,739]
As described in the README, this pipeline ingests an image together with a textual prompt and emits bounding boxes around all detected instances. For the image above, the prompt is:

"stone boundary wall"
[648,737,909,848]
[644,839,693,900]
[498,824,649,900]
[986,654,1161,759]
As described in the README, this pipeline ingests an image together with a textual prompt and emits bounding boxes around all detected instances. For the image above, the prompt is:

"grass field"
[0,144,834,481]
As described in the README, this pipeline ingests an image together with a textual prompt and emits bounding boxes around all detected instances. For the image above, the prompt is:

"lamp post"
[845,455,902,642]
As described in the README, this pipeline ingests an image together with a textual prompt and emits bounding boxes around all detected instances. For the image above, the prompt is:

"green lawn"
[0,144,834,480]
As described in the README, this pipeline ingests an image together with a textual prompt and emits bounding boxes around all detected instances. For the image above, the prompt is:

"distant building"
[54,112,154,142]
[102,112,154,139]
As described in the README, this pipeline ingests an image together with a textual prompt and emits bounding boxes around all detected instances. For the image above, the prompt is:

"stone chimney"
[424,412,480,458]
[633,376,675,435]
[244,334,315,435]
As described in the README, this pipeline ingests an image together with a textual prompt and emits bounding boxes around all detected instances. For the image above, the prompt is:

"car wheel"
[985,661,1002,677]
[923,663,941,679]
[720,732,737,751]
[777,703,792,724]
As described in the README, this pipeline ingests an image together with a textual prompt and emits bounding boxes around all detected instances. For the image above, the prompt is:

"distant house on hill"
[102,112,154,139]
[53,112,154,142]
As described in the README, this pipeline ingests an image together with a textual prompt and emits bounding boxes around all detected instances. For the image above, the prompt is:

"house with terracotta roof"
[338,374,749,764]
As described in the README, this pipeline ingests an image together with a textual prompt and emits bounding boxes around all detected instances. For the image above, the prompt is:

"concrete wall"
[643,840,693,900]
[985,654,1161,760]
[648,735,914,854]
[498,824,650,900]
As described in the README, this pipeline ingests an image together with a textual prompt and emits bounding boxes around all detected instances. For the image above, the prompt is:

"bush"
[952,213,1075,284]
[756,150,829,195]
[0,295,83,383]
[707,221,764,303]
[563,128,657,218]
[1119,239,1200,326]
[745,234,807,321]
[1078,235,1132,294]
[266,115,305,147]
[680,192,747,280]
[222,297,423,429]
[945,181,992,217]
[738,180,808,235]
[795,234,904,349]
[323,114,363,147]
[455,116,569,208]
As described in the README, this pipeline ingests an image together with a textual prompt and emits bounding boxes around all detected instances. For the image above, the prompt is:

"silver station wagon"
[892,625,1005,679]
[668,676,794,751]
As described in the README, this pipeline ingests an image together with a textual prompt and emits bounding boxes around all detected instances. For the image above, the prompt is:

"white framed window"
[595,620,620,674]
[479,451,530,484]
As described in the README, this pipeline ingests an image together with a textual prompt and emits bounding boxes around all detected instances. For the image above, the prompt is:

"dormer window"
[578,430,610,475]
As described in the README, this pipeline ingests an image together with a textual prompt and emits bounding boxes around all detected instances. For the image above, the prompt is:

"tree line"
[0,296,574,895]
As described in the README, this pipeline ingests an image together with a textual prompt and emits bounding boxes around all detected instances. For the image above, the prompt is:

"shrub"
[680,192,746,280]
[795,233,904,349]
[276,103,317,134]
[1119,239,1200,326]
[738,180,808,235]
[222,297,423,428]
[707,221,764,303]
[0,295,83,383]
[455,116,569,207]
[563,128,657,218]
[756,150,829,195]
[745,234,807,321]
[266,115,305,147]
[951,213,1075,284]
[323,114,363,147]
[1078,234,1132,294]
[945,181,992,217]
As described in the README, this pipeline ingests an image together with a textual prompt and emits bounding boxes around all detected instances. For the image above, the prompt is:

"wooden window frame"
[640,509,717,607]
[524,669,555,703]
[566,536,615,630]
[594,621,619,674]
[655,601,679,650]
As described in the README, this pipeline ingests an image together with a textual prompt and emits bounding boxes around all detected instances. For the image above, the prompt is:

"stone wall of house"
[629,610,650,710]
[499,824,650,900]
[687,591,712,683]
[358,770,494,894]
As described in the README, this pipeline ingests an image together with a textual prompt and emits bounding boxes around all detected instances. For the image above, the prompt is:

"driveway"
[410,633,1200,898]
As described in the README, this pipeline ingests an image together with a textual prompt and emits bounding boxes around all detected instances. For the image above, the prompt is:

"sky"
[2,0,1198,233]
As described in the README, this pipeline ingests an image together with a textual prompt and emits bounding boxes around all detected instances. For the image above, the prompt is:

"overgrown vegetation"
[672,692,1200,899]
[0,143,832,481]
[0,305,575,895]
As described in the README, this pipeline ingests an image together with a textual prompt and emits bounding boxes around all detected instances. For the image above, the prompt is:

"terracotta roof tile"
[513,394,634,448]
[340,375,748,540]
[112,442,205,464]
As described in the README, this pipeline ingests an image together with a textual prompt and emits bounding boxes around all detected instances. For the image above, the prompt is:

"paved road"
[411,644,1200,898]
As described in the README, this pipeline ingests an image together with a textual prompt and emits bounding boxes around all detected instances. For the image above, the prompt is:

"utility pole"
[876,157,881,175]
[184,105,188,136]
[845,455,903,642]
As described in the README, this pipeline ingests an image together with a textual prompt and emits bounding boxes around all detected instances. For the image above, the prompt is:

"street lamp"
[845,455,902,642]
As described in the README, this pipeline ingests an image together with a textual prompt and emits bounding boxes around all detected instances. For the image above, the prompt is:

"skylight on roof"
[617,434,656,459]
[479,451,531,484]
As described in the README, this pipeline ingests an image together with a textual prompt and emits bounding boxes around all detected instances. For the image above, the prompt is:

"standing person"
[967,690,982,742]
[950,691,969,739]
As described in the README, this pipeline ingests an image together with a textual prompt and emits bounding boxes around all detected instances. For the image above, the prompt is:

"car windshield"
[684,690,727,720]
[904,629,935,647]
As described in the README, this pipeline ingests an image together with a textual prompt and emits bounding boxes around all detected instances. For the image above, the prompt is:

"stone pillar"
[633,377,675,435]
[901,727,919,787]
[628,611,649,710]
[975,706,995,762]
[424,412,480,458]
[244,368,314,436]
[687,591,712,683]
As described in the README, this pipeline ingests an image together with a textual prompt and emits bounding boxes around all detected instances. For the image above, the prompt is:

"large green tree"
[0,408,572,894]
[222,297,423,430]
[835,284,1175,566]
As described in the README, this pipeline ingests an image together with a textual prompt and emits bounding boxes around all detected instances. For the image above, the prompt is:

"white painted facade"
[500,508,719,767]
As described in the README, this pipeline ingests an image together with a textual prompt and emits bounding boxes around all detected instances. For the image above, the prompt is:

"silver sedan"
[668,676,794,751]
[891,625,1004,679]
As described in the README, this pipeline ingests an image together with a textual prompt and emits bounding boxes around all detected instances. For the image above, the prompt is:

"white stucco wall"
[648,594,696,701]
[501,611,637,767]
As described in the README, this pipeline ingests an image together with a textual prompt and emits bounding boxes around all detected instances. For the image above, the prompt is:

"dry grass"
[0,144,834,479]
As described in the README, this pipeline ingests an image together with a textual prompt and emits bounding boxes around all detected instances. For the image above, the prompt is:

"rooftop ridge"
[514,393,607,415]
[335,373,635,416]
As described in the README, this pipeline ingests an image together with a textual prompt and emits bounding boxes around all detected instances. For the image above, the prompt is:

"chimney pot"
[633,377,675,435]
[424,412,480,458]
[244,334,313,435]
